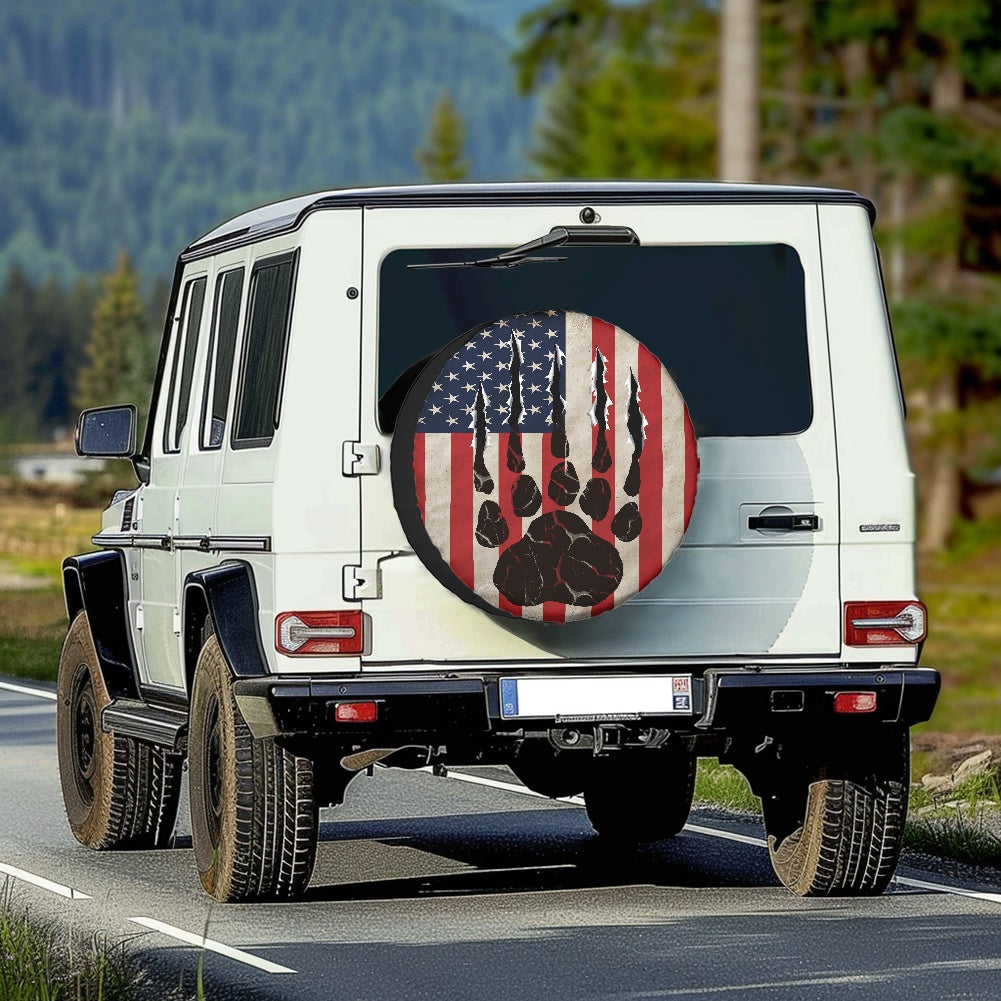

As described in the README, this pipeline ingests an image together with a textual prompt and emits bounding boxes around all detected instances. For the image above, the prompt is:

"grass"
[0,489,98,682]
[694,758,761,814]
[0,884,139,1001]
[0,589,68,682]
[916,502,1001,735]
[917,579,1001,734]
[905,769,1001,868]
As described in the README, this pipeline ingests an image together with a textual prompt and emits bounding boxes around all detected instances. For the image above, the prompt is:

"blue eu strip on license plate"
[500,678,519,719]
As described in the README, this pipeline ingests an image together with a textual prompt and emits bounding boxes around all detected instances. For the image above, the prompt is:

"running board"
[102,699,188,753]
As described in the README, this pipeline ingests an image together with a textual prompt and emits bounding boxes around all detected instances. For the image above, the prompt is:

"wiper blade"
[407,225,639,270]
[407,255,567,270]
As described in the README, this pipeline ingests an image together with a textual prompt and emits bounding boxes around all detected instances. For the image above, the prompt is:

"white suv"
[60,182,939,901]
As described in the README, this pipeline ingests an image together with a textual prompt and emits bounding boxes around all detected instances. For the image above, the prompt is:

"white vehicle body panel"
[820,205,919,665]
[104,188,922,683]
[357,203,842,666]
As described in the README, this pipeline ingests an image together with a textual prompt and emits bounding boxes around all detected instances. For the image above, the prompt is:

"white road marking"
[438,769,1001,908]
[433,768,584,805]
[129,917,296,974]
[894,875,1001,906]
[0,680,57,701]
[683,823,767,848]
[0,861,91,899]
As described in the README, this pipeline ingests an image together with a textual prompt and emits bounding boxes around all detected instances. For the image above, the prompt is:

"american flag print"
[411,309,698,623]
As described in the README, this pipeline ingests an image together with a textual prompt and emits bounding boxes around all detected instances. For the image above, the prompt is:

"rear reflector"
[844,601,927,646]
[333,701,378,723]
[276,611,364,655]
[833,691,877,714]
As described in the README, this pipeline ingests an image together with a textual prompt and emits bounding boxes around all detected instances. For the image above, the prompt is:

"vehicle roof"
[185,181,876,259]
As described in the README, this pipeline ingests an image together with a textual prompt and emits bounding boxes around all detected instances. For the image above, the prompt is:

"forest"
[0,0,533,282]
[2,0,1000,556]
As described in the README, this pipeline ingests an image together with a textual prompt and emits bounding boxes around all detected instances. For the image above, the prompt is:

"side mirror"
[76,405,137,458]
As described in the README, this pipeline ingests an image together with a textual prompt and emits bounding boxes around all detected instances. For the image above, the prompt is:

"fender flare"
[62,550,140,701]
[183,562,270,693]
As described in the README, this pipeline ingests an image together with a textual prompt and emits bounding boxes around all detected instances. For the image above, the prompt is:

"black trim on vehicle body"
[102,698,188,751]
[62,551,140,701]
[233,677,491,738]
[700,666,940,729]
[183,562,270,692]
[224,665,937,741]
[180,182,877,263]
[92,532,271,553]
[136,256,185,484]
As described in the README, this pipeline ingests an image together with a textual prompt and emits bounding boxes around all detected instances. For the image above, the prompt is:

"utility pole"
[718,0,760,182]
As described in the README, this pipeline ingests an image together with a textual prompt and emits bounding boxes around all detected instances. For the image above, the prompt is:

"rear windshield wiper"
[406,225,639,269]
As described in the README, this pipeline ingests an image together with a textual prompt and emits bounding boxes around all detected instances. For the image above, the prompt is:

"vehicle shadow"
[305,807,778,901]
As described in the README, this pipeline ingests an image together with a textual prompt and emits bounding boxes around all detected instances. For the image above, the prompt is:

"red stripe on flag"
[450,435,474,590]
[591,317,616,616]
[638,343,663,591]
[683,405,698,530]
[413,434,425,523]
[496,433,521,617]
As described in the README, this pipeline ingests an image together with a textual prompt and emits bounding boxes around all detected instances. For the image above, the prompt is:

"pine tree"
[75,250,152,421]
[0,264,37,442]
[415,91,470,182]
[515,0,716,180]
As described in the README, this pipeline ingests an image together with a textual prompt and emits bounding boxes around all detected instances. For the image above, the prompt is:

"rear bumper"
[700,666,940,730]
[232,665,940,741]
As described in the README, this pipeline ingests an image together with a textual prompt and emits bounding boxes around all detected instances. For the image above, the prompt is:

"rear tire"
[188,635,317,901]
[764,729,909,896]
[57,612,181,849]
[584,744,697,843]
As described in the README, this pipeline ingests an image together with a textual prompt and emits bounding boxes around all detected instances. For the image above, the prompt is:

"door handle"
[748,514,819,531]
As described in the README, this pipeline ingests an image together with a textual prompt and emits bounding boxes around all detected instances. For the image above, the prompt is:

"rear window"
[378,244,811,437]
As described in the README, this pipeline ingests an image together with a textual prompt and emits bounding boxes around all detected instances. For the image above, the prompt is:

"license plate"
[499,675,693,720]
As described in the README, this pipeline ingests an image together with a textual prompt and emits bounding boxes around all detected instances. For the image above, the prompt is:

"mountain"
[0,0,535,283]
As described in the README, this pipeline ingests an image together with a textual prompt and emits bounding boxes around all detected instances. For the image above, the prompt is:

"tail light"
[833,691,878,714]
[276,611,365,655]
[844,601,927,646]
[333,701,378,723]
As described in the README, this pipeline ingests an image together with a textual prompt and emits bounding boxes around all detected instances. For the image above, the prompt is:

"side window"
[199,267,245,449]
[163,277,207,454]
[233,251,298,448]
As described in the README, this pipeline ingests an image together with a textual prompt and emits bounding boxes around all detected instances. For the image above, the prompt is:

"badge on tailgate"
[500,675,693,720]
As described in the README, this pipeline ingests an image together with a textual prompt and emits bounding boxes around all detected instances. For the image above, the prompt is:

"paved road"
[2,677,1000,1001]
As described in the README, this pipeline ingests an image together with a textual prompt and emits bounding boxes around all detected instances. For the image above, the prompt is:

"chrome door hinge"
[342,442,381,476]
[343,564,382,601]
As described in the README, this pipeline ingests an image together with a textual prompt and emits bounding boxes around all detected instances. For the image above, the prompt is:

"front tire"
[188,635,317,901]
[764,729,909,896]
[584,743,697,843]
[57,612,182,849]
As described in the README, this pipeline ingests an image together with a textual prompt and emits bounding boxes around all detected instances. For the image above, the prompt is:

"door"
[357,201,840,666]
[173,258,250,681]
[140,270,208,691]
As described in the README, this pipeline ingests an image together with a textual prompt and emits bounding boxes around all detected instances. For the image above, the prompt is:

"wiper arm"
[407,225,639,269]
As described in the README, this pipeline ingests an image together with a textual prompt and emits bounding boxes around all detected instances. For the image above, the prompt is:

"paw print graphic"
[473,334,645,609]
[397,308,698,623]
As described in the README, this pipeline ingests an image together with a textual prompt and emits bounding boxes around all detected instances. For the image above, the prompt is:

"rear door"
[357,201,840,667]
[140,268,208,691]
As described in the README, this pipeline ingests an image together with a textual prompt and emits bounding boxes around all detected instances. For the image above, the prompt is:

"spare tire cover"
[390,309,699,622]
